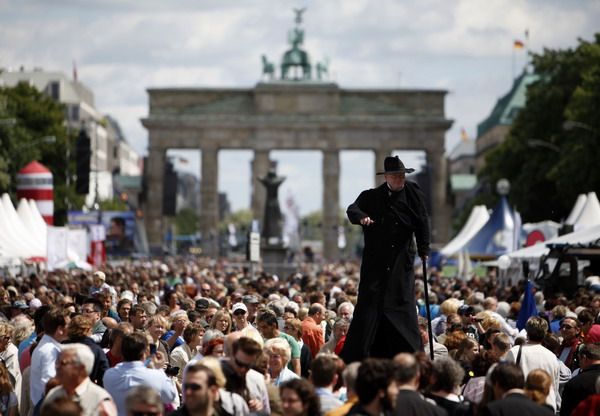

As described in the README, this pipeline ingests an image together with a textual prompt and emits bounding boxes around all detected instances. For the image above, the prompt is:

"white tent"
[565,193,587,225]
[508,223,600,260]
[1,194,45,256]
[573,192,600,230]
[0,194,36,258]
[17,199,46,252]
[440,205,490,257]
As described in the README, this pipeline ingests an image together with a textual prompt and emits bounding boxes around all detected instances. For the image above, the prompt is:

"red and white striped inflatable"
[16,161,54,225]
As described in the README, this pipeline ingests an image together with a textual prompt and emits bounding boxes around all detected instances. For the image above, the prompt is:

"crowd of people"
[0,257,599,415]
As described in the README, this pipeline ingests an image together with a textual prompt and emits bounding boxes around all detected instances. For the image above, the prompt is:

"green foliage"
[480,34,600,222]
[221,208,253,232]
[176,207,199,235]
[0,82,84,224]
[99,197,129,211]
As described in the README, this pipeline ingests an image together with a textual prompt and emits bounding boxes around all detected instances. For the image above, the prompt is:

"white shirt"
[30,334,62,405]
[506,343,561,411]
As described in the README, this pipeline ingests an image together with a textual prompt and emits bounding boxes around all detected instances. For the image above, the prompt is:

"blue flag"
[516,280,538,330]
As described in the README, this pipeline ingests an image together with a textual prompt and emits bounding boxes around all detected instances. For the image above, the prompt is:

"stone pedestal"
[261,244,295,277]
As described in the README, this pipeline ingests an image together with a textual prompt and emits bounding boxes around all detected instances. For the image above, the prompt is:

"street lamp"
[562,120,599,135]
[526,139,560,153]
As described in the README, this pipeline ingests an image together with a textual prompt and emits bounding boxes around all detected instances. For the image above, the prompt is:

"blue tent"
[464,197,515,258]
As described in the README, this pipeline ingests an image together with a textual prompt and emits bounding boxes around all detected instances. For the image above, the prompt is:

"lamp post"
[526,139,560,153]
[563,120,600,136]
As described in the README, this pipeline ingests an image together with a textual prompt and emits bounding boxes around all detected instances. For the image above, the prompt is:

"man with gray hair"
[320,318,350,355]
[125,386,163,416]
[42,343,115,416]
[337,302,354,321]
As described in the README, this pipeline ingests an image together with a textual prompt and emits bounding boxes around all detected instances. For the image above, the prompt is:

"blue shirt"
[103,361,177,415]
[162,330,184,350]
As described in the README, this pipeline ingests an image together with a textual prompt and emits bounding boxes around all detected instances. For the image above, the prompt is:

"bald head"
[308,303,325,324]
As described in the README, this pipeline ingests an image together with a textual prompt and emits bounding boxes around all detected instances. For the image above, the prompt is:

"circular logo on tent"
[526,230,545,247]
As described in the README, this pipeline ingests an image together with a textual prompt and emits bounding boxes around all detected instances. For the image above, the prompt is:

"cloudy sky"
[1,0,598,215]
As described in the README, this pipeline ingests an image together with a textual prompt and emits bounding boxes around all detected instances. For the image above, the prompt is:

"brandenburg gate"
[141,11,453,260]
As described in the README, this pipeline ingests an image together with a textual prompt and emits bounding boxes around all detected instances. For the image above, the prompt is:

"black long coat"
[340,181,430,363]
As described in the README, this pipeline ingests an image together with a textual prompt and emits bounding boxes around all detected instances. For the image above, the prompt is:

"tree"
[481,34,600,222]
[175,207,199,235]
[0,82,84,223]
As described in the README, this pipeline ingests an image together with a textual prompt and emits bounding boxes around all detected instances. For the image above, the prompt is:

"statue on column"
[259,168,285,245]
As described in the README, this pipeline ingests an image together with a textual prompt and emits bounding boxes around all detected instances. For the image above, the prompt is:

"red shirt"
[301,316,324,358]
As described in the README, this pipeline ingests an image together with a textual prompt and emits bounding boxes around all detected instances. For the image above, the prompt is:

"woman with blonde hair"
[210,309,232,335]
[0,362,17,416]
[524,369,552,407]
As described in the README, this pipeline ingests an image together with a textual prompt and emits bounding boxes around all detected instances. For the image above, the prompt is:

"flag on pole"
[73,60,78,81]
[514,40,524,49]
[516,280,538,330]
[460,127,469,141]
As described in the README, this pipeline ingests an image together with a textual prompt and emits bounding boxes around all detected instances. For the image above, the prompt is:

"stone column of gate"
[146,146,166,251]
[322,150,340,260]
[200,146,219,258]
[427,147,450,244]
[251,150,270,221]
[374,148,392,187]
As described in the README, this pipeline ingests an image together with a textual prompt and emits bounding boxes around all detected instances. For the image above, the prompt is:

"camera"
[165,365,180,377]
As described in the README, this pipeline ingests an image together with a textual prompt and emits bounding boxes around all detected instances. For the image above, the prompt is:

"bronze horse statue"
[261,55,275,80]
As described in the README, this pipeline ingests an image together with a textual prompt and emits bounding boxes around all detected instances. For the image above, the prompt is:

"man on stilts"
[340,156,430,363]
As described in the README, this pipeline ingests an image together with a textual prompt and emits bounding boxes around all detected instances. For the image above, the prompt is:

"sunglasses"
[183,382,203,392]
[560,324,576,330]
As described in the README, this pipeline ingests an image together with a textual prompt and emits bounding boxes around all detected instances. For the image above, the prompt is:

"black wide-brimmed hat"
[376,156,415,175]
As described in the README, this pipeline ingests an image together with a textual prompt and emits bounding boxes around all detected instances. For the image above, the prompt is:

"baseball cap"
[29,298,42,310]
[232,303,248,314]
[93,271,106,281]
[195,298,210,311]
[12,300,28,310]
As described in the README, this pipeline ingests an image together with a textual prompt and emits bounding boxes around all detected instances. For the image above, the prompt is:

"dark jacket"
[560,363,600,416]
[299,342,312,378]
[481,393,553,416]
[64,336,109,386]
[393,390,447,416]
[340,181,430,363]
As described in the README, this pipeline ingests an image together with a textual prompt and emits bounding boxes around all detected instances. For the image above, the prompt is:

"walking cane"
[422,257,435,361]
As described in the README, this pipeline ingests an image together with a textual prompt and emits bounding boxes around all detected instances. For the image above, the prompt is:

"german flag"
[514,40,524,49]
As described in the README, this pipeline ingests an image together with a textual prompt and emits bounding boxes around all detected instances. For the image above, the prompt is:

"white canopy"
[573,192,600,230]
[565,193,587,225]
[440,205,490,257]
[508,223,600,259]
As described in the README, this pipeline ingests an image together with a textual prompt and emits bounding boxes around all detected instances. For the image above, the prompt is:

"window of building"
[49,81,60,100]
